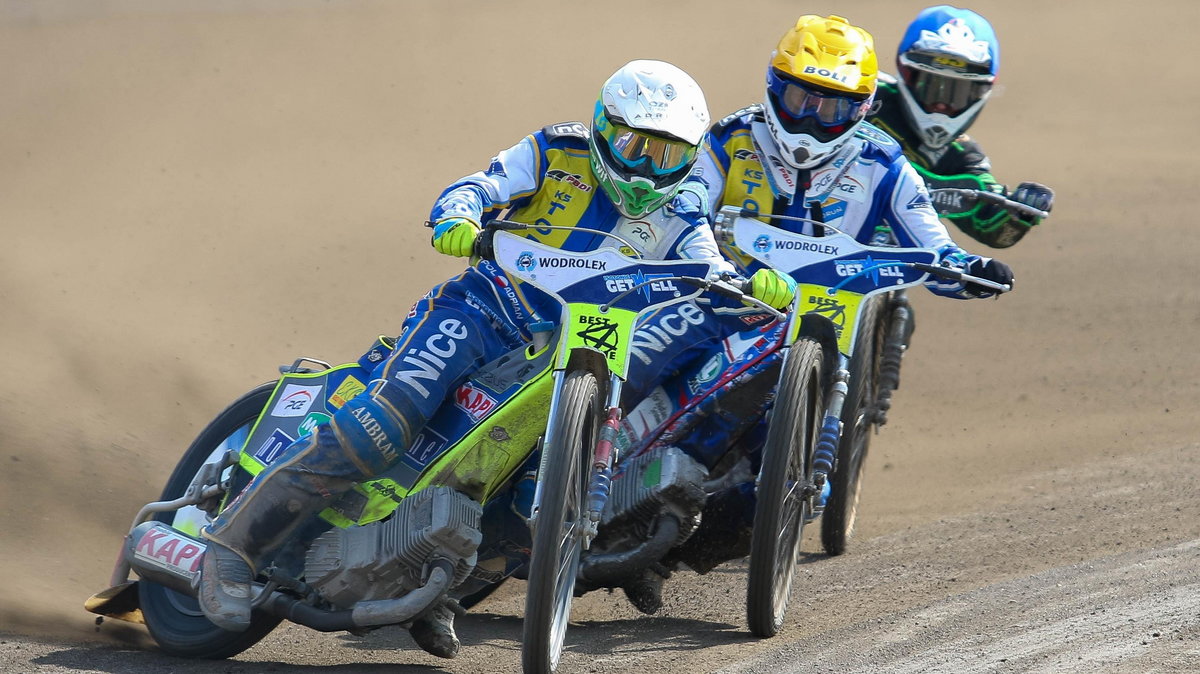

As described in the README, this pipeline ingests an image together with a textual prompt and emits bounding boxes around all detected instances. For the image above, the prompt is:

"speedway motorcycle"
[86,220,768,674]
[710,205,1012,637]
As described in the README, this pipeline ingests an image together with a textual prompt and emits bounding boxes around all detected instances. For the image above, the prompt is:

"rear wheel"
[821,297,883,556]
[522,371,600,673]
[747,338,823,638]
[139,383,283,659]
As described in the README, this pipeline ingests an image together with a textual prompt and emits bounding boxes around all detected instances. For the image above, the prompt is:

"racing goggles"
[899,53,993,116]
[595,113,699,180]
[767,68,871,138]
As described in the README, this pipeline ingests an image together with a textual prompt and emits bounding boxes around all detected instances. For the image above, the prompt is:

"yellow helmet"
[773,14,878,97]
[765,15,879,168]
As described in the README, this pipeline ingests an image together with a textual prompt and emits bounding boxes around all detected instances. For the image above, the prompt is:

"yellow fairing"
[325,352,557,528]
[408,367,554,504]
[773,14,877,97]
[789,283,865,356]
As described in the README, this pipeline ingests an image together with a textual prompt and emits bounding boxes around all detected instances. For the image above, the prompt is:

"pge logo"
[516,251,537,272]
[753,235,772,253]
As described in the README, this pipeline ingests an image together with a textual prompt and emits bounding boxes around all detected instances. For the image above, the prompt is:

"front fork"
[583,375,623,549]
[529,370,623,551]
[809,354,851,519]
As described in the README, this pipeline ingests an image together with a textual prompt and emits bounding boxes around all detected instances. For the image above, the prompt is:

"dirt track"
[2,1,1199,672]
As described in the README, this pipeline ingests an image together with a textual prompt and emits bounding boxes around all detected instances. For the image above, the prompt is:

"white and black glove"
[963,257,1014,298]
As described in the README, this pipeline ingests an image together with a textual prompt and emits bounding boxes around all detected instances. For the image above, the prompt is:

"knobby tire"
[747,338,823,638]
[522,370,600,673]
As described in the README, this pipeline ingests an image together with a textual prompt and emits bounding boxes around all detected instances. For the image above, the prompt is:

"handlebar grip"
[707,280,750,302]
[473,228,496,262]
[932,188,1050,220]
[473,220,532,261]
[910,261,962,282]
[911,262,1011,293]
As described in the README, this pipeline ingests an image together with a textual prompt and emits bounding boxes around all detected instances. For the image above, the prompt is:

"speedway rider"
[195,60,795,659]
[868,5,1054,248]
[621,14,1015,606]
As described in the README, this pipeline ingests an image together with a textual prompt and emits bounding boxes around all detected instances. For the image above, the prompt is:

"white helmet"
[589,60,710,219]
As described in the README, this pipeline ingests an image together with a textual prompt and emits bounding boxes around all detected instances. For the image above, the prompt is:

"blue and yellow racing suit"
[693,104,986,294]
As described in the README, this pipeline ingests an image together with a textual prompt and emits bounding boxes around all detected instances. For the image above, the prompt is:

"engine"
[602,445,708,546]
[303,485,482,608]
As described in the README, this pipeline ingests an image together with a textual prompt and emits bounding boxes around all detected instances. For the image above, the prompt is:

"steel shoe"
[196,541,253,632]
[409,601,460,659]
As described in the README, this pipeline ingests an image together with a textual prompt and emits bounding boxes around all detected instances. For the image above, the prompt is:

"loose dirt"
[2,1,1198,672]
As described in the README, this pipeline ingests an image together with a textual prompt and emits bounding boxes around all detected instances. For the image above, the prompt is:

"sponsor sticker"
[687,352,727,394]
[253,429,295,465]
[403,427,450,470]
[576,315,621,360]
[603,271,681,300]
[329,375,366,409]
[546,169,593,192]
[299,412,331,437]
[134,526,205,576]
[455,382,499,421]
[271,383,322,417]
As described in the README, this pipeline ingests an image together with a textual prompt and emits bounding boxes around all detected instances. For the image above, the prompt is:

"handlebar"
[470,220,529,262]
[470,219,645,262]
[909,261,1011,294]
[930,187,1049,220]
[674,275,787,323]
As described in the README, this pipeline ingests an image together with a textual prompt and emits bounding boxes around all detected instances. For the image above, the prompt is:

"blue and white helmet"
[896,5,999,148]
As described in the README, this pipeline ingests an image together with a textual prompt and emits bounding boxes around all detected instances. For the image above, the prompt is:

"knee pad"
[329,394,415,477]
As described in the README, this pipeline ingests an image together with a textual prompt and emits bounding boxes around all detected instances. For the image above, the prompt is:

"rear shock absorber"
[875,294,912,426]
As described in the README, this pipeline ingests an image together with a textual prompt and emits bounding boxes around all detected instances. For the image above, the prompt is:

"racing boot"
[409,600,461,659]
[198,422,362,631]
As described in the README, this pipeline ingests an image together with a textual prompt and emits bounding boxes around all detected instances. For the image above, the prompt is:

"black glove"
[963,257,1014,298]
[1010,181,1054,220]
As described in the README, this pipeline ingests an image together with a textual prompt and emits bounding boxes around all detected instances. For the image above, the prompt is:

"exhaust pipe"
[577,513,680,586]
[124,522,454,630]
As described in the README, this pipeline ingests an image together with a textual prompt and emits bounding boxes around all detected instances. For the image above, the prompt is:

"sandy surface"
[2,0,1198,672]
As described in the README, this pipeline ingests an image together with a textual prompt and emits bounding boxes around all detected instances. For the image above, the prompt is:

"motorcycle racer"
[613,14,1015,611]
[867,5,1054,248]
[194,59,794,659]
[695,13,1012,293]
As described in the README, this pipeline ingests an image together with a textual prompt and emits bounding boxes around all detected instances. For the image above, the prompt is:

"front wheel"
[747,338,823,638]
[138,383,283,659]
[522,371,600,674]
